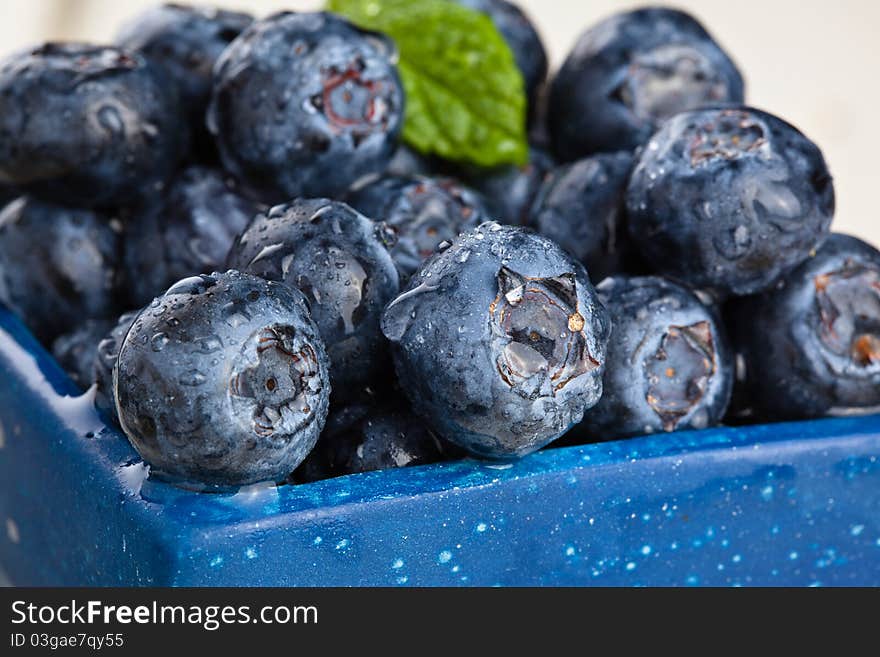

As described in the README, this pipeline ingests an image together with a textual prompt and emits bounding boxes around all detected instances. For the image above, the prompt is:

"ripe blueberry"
[464,146,554,226]
[0,197,122,343]
[386,144,435,178]
[0,43,184,208]
[94,310,139,422]
[341,403,451,474]
[729,234,880,421]
[529,151,642,281]
[117,3,253,160]
[208,12,404,201]
[548,7,744,160]
[52,319,115,389]
[115,271,330,487]
[227,199,399,399]
[579,276,733,440]
[382,222,610,458]
[346,175,491,280]
[123,165,260,307]
[295,400,452,482]
[626,106,834,296]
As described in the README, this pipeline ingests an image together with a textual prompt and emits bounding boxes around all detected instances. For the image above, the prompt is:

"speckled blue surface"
[0,306,878,586]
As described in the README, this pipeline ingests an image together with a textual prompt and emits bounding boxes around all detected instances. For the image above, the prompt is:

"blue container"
[0,306,878,586]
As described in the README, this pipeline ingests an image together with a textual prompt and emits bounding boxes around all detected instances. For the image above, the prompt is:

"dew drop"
[150,332,169,352]
[179,370,207,386]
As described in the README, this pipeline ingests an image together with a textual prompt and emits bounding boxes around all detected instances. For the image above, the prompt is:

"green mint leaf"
[328,0,528,167]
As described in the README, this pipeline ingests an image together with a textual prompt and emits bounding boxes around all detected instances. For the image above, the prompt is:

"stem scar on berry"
[229,326,322,440]
[490,267,599,397]
[644,320,716,431]
[814,261,880,369]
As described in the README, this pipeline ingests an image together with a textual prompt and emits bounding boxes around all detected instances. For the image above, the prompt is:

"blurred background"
[1,0,876,244]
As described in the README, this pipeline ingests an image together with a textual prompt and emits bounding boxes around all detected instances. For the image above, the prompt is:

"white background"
[1,0,877,245]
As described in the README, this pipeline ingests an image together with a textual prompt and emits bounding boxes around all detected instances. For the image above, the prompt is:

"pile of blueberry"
[0,4,877,490]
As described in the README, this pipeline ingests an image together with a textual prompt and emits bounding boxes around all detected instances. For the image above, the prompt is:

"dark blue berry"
[123,165,260,307]
[94,309,139,422]
[729,234,880,421]
[626,106,834,296]
[0,197,122,343]
[227,199,399,399]
[290,385,382,482]
[386,144,435,178]
[382,222,610,458]
[208,12,404,202]
[0,43,184,208]
[346,175,491,280]
[116,3,253,160]
[578,276,733,440]
[464,146,554,226]
[342,403,450,474]
[52,319,115,389]
[548,8,744,160]
[295,398,453,482]
[115,271,331,487]
[529,151,642,281]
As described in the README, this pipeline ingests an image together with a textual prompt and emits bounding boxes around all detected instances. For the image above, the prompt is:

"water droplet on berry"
[179,370,206,387]
[150,332,169,352]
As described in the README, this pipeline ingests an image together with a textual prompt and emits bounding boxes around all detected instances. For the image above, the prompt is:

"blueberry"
[627,107,834,297]
[295,399,452,481]
[321,385,383,443]
[346,175,492,280]
[115,271,331,487]
[291,385,382,482]
[123,165,260,307]
[52,319,115,389]
[386,144,435,178]
[548,8,744,160]
[0,197,122,343]
[342,403,451,474]
[729,234,880,421]
[116,3,253,160]
[529,151,643,281]
[0,43,184,208]
[454,0,547,111]
[208,12,404,202]
[463,146,554,226]
[94,310,139,421]
[227,199,399,399]
[382,222,610,458]
[578,276,732,440]
[290,438,350,484]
